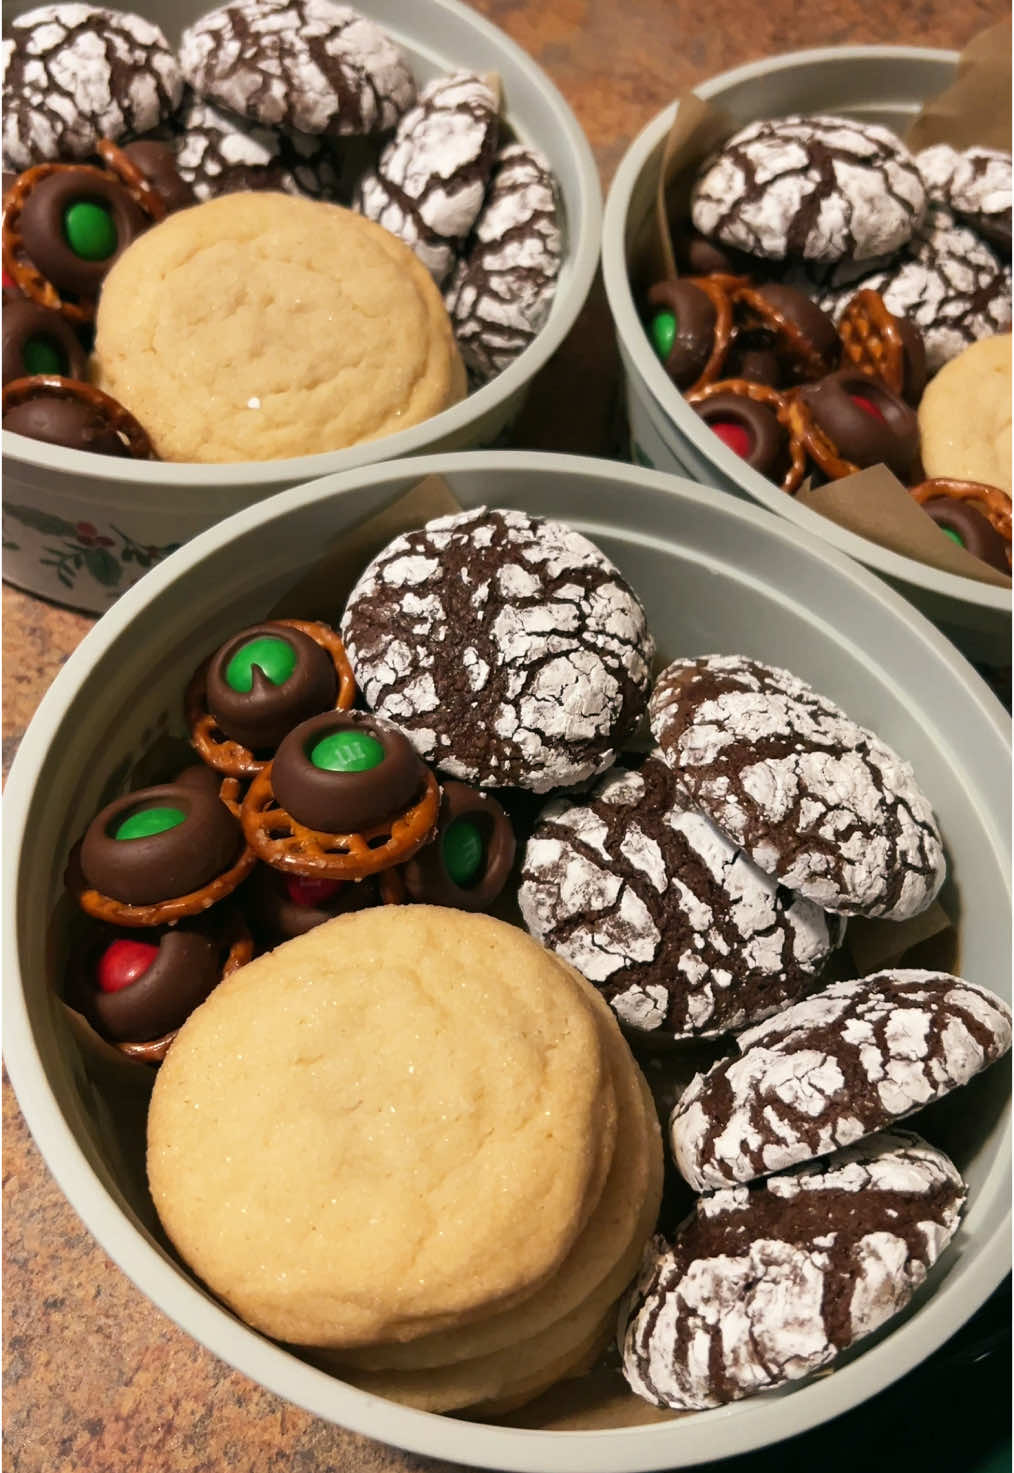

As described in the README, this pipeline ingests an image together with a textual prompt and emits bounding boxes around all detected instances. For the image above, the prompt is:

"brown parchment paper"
[905,20,1013,152]
[795,468,1012,586]
[59,472,960,1432]
[643,25,1013,586]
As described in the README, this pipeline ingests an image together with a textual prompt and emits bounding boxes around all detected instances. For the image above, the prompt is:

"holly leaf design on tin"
[4,503,77,537]
[83,546,122,587]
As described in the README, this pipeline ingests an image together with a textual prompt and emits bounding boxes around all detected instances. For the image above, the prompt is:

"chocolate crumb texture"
[356,73,500,285]
[445,142,562,382]
[340,507,653,793]
[648,655,946,921]
[620,1129,966,1410]
[519,754,844,1041]
[670,969,1013,1190]
[3,3,183,171]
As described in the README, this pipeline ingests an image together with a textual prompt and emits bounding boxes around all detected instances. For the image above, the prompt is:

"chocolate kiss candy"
[85,926,223,1042]
[78,765,243,905]
[693,390,787,476]
[2,297,86,385]
[646,279,717,388]
[922,497,1009,573]
[799,369,920,480]
[271,711,426,833]
[400,780,516,910]
[205,622,338,751]
[18,167,149,299]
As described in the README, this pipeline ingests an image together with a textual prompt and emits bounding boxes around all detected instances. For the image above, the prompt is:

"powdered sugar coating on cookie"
[519,755,843,1040]
[445,143,562,382]
[818,204,1012,372]
[620,1129,965,1410]
[691,115,925,265]
[670,971,1012,1191]
[2,3,182,171]
[356,73,499,285]
[179,0,415,138]
[649,655,946,920]
[918,144,1012,250]
[340,508,653,792]
[175,92,341,201]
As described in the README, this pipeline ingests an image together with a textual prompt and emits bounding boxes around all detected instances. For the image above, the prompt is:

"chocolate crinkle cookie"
[518,755,844,1041]
[691,114,926,265]
[648,655,946,921]
[2,3,183,171]
[445,142,562,382]
[340,507,654,793]
[917,143,1012,252]
[670,971,1012,1191]
[174,91,341,201]
[356,73,500,286]
[179,0,415,138]
[818,203,1012,372]
[620,1129,965,1411]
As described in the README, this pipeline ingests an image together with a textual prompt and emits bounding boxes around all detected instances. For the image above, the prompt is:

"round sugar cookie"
[147,906,615,1347]
[338,985,663,1370]
[90,191,466,462]
[330,1073,661,1410]
[919,334,1012,492]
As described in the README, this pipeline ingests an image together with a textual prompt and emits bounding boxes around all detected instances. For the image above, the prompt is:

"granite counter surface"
[3,2,1010,1468]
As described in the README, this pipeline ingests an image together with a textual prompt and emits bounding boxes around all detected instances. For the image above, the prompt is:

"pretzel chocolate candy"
[796,369,920,481]
[67,765,256,926]
[733,282,839,381]
[837,289,927,405]
[687,378,807,493]
[646,278,719,390]
[399,780,516,911]
[2,374,155,457]
[241,752,440,881]
[3,162,153,321]
[70,905,253,1063]
[910,478,1012,571]
[2,298,87,386]
[187,619,356,776]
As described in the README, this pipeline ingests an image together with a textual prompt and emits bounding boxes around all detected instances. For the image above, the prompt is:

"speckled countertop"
[3,3,1010,1470]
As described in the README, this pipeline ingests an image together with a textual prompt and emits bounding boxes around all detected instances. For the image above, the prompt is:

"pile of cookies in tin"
[2,1,561,461]
[643,114,1012,572]
[60,505,1012,1418]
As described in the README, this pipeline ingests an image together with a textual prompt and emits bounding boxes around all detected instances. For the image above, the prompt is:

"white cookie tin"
[600,46,1012,666]
[5,451,1010,1472]
[0,0,601,612]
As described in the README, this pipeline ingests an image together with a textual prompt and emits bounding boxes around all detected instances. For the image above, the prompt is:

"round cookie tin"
[4,451,1010,1471]
[0,0,600,613]
[601,46,1012,665]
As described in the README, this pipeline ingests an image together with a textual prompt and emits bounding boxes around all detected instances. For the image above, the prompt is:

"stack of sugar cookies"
[147,906,663,1414]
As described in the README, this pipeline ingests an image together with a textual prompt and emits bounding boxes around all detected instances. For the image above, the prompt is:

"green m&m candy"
[22,335,66,375]
[310,729,386,772]
[225,635,297,693]
[63,200,117,261]
[113,805,186,841]
[941,527,964,548]
[650,310,677,361]
[442,817,484,887]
